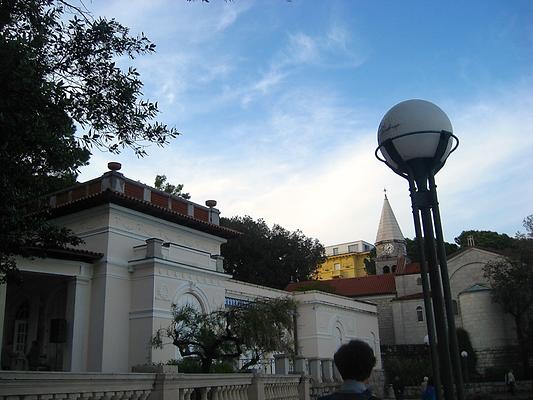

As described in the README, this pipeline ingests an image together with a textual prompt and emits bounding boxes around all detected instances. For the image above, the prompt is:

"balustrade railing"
[0,358,359,400]
[0,371,154,400]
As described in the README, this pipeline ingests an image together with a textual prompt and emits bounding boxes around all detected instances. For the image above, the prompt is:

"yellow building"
[315,240,374,280]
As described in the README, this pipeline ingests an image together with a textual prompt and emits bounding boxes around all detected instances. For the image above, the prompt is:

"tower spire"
[375,193,404,244]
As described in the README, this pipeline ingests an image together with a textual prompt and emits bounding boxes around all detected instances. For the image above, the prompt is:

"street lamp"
[375,100,465,400]
[460,351,469,383]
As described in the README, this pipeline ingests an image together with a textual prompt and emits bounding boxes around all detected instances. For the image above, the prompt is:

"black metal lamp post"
[461,350,469,383]
[375,100,465,400]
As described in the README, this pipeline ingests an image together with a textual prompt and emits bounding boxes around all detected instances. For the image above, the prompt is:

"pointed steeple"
[375,192,404,244]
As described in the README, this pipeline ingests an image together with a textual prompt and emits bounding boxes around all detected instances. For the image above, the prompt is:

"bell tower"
[375,191,406,274]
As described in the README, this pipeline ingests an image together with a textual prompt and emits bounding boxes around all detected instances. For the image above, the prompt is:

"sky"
[78,0,533,246]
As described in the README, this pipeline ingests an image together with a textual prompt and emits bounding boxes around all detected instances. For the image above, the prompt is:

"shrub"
[167,357,235,373]
[383,356,432,386]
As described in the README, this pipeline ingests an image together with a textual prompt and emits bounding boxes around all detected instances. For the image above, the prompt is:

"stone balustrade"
[0,371,309,400]
[0,371,154,399]
[0,357,360,400]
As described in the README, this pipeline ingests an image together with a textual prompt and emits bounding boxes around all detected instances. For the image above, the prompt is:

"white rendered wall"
[357,294,396,346]
[292,291,381,368]
[392,298,428,345]
[459,290,516,350]
[447,248,504,299]
[395,274,423,298]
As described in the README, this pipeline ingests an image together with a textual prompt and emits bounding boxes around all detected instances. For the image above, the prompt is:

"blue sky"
[79,0,533,246]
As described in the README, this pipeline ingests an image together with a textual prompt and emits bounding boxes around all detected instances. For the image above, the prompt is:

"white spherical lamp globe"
[377,99,455,174]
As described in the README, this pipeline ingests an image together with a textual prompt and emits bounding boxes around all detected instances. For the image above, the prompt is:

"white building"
[289,193,520,374]
[0,163,381,373]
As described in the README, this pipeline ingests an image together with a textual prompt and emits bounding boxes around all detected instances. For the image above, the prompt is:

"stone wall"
[391,298,428,344]
[474,346,532,376]
[402,380,533,399]
[358,294,395,346]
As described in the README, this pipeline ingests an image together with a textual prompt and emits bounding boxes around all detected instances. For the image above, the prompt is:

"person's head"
[423,376,429,382]
[333,339,376,382]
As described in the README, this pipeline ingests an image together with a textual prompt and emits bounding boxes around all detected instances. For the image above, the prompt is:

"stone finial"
[108,162,122,171]
[205,199,217,208]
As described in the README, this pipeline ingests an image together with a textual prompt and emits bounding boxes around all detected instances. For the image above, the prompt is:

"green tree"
[405,238,459,262]
[152,297,296,373]
[455,230,516,251]
[456,327,477,377]
[220,216,326,289]
[364,247,377,275]
[154,175,190,200]
[0,1,178,280]
[483,215,533,378]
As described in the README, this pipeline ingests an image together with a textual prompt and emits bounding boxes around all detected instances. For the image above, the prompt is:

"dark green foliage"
[0,1,177,279]
[154,175,190,200]
[364,247,377,275]
[455,230,516,252]
[383,355,432,386]
[456,328,477,375]
[152,297,296,373]
[167,358,235,373]
[483,215,533,378]
[220,216,326,289]
[405,238,459,262]
[1,0,178,156]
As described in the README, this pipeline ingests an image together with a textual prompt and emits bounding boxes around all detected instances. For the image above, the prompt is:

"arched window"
[416,306,424,322]
[335,327,342,349]
[383,266,390,274]
[416,277,422,285]
[392,265,397,273]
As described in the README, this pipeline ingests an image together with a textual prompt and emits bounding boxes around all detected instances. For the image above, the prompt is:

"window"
[335,327,343,349]
[392,265,397,273]
[417,277,422,285]
[332,247,339,255]
[14,302,29,354]
[383,266,390,274]
[334,263,341,271]
[453,300,459,315]
[225,297,250,308]
[416,306,424,322]
[348,244,357,253]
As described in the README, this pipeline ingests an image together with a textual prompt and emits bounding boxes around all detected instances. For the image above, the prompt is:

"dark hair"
[334,339,376,381]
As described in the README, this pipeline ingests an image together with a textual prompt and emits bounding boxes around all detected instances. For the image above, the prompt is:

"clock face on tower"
[383,243,394,255]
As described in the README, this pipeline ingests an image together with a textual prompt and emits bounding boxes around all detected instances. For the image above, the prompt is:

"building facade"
[315,241,373,280]
[0,164,381,373]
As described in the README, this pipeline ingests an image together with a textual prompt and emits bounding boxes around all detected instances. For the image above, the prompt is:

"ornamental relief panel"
[156,284,171,301]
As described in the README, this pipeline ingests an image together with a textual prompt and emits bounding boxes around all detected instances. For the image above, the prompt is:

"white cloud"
[77,2,532,247]
[80,83,533,247]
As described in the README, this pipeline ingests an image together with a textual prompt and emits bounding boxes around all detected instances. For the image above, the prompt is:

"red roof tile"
[286,274,396,297]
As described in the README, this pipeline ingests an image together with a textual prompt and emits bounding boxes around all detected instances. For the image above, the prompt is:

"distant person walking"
[421,377,436,400]
[318,339,380,400]
[392,375,405,400]
[420,376,429,397]
[505,369,516,395]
